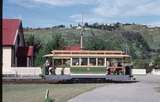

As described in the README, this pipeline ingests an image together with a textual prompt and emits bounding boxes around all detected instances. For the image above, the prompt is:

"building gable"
[2,19,25,46]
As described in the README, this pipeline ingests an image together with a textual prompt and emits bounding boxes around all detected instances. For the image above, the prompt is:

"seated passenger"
[49,66,55,75]
[118,62,122,67]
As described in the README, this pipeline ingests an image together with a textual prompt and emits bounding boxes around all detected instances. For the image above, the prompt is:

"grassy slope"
[3,84,104,102]
[24,25,160,68]
[122,25,160,50]
[24,25,160,50]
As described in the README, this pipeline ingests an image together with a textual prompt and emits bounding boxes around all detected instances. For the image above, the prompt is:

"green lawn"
[3,83,104,102]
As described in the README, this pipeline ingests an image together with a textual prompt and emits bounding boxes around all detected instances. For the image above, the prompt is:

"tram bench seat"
[55,68,71,75]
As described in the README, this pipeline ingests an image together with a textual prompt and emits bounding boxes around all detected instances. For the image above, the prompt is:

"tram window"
[72,58,79,66]
[117,59,122,67]
[89,58,96,66]
[81,58,88,65]
[98,58,104,66]
[106,58,111,66]
[54,59,62,67]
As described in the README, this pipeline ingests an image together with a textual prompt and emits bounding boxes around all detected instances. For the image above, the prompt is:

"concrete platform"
[45,74,135,82]
[3,74,135,83]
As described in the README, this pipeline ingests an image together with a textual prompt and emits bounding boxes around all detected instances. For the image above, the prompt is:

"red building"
[2,19,34,68]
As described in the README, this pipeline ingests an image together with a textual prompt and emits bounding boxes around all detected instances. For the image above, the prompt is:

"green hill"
[23,24,160,67]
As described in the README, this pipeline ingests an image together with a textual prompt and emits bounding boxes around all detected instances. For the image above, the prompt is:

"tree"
[113,22,121,29]
[85,36,106,50]
[34,47,46,66]
[25,34,44,66]
[154,56,160,69]
[25,34,42,53]
[93,22,99,28]
[25,33,65,66]
[84,22,89,27]
[69,24,73,28]
[45,33,64,53]
[57,25,65,28]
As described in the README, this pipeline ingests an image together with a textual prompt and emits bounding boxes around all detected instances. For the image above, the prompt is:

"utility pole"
[80,14,84,50]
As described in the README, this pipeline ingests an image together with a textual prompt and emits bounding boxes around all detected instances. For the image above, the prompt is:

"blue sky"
[3,0,160,28]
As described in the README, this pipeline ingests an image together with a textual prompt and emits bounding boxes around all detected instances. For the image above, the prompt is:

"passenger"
[108,68,111,75]
[49,65,56,75]
[45,58,50,75]
[118,62,122,67]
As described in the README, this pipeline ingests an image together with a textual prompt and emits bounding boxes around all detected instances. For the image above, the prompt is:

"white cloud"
[7,0,160,26]
[93,0,160,17]
[9,0,37,8]
[10,0,160,17]
[70,0,160,26]
[8,0,95,8]
[146,21,160,27]
[70,13,113,24]
[70,14,82,22]
[8,0,160,16]
[33,0,95,6]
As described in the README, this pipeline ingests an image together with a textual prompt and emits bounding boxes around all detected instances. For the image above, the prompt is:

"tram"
[43,50,134,82]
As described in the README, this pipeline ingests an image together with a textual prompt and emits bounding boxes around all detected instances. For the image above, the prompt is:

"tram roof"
[43,50,130,58]
[51,50,124,54]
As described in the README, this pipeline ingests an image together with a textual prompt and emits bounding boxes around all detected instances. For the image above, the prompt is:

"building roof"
[64,44,80,50]
[2,19,22,46]
[16,46,34,57]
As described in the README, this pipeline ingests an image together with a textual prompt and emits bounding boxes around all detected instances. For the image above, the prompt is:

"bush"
[154,56,160,69]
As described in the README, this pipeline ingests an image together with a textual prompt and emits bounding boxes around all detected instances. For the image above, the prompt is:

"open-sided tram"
[43,50,135,82]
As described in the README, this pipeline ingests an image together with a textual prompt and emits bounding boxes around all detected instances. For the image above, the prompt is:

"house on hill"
[2,19,35,75]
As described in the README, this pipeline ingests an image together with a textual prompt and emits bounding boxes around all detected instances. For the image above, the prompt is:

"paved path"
[68,75,160,102]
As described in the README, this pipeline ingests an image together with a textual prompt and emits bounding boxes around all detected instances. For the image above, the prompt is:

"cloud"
[7,0,97,8]
[146,21,160,27]
[8,0,160,16]
[8,0,37,8]
[11,0,96,7]
[10,0,160,17]
[34,0,95,6]
[93,0,160,17]
[70,13,113,24]
[6,0,160,26]
[70,0,160,26]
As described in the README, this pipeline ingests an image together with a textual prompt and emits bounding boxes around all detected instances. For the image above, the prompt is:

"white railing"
[3,67,42,76]
[131,69,146,75]
[151,69,160,75]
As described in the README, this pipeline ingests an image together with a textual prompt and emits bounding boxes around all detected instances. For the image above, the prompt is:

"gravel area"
[68,75,160,102]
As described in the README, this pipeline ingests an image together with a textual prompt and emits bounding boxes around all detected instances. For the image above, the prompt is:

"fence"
[131,69,146,75]
[3,67,42,76]
[151,69,160,75]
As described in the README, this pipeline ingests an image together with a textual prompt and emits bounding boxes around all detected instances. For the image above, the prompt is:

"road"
[68,75,160,102]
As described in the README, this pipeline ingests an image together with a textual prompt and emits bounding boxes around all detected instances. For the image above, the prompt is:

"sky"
[3,0,160,28]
